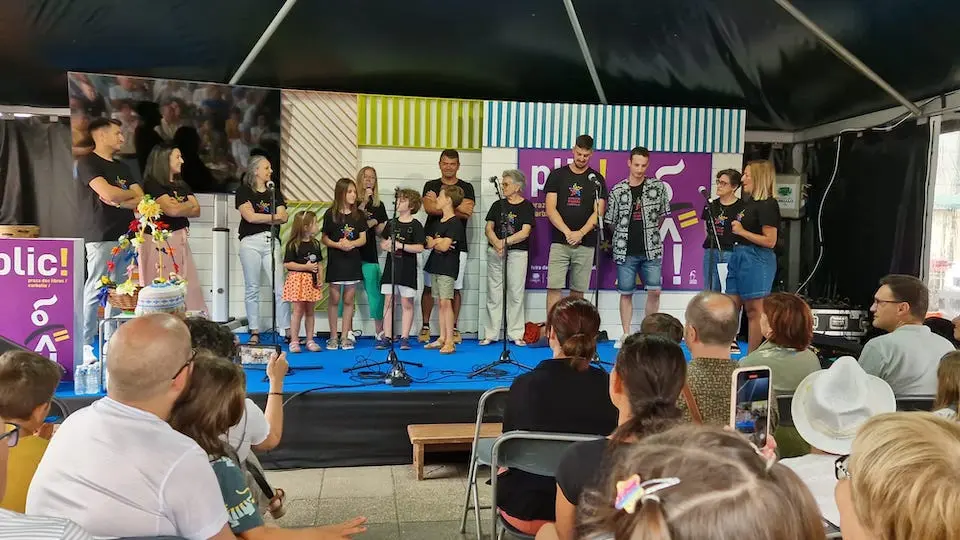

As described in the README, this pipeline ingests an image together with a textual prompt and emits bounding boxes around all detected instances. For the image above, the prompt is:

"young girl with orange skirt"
[282,210,323,353]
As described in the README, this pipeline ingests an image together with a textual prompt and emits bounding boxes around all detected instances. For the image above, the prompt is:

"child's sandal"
[305,340,321,352]
[288,340,301,353]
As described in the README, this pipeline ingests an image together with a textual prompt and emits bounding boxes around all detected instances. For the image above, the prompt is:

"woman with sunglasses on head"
[701,169,745,292]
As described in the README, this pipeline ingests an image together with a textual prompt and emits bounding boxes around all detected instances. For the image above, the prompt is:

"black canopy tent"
[1,0,960,131]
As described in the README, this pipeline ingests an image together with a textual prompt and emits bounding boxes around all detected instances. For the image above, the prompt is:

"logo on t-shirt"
[735,210,746,221]
[506,212,518,235]
[567,183,583,207]
[173,191,186,203]
[342,224,355,239]
[632,198,644,222]
[256,201,271,213]
[116,177,129,189]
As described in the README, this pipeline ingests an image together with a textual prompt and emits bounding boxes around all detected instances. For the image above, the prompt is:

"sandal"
[247,332,260,345]
[478,339,494,346]
[267,487,286,519]
[424,339,445,350]
[514,339,527,347]
[440,343,456,354]
[306,340,322,352]
[288,340,301,353]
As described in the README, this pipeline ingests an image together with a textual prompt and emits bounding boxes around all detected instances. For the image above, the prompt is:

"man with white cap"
[780,356,896,528]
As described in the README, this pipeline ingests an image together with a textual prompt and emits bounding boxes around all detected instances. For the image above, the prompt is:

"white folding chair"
[489,431,603,539]
[459,387,509,539]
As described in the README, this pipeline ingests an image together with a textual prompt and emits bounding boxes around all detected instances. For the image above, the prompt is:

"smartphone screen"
[236,344,281,365]
[731,367,772,447]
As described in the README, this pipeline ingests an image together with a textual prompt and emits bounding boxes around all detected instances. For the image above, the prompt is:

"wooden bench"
[407,422,502,480]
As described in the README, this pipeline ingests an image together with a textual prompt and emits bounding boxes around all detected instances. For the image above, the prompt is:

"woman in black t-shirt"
[481,170,535,346]
[138,145,208,313]
[345,166,388,341]
[728,160,781,353]
[701,169,745,292]
[235,155,290,345]
[496,298,618,536]
[321,178,368,351]
[541,334,686,540]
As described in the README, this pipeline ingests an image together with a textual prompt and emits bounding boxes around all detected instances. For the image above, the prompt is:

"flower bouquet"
[97,195,186,312]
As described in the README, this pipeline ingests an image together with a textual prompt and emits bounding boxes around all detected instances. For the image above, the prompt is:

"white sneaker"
[83,345,99,365]
[614,334,626,349]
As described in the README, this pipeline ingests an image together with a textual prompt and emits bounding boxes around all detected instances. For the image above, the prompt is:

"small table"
[407,423,503,480]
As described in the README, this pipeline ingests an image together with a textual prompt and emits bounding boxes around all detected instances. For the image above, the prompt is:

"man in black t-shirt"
[77,118,144,356]
[545,135,607,314]
[418,149,476,343]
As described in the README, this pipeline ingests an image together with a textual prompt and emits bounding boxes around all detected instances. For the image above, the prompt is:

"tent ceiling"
[3,0,959,131]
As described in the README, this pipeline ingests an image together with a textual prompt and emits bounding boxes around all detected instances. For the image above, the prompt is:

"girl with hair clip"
[138,145,207,312]
[169,352,367,539]
[576,424,824,540]
[538,334,687,540]
[347,166,388,341]
[282,211,323,353]
[497,297,619,536]
[321,178,368,350]
[933,351,960,420]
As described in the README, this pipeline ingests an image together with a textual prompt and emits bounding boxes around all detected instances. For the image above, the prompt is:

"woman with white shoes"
[480,170,535,346]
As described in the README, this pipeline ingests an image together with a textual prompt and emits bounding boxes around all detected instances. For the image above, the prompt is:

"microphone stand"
[344,190,421,384]
[590,177,612,368]
[700,190,724,291]
[469,179,530,378]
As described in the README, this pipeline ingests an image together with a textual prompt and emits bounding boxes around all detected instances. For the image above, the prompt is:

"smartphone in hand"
[730,366,772,447]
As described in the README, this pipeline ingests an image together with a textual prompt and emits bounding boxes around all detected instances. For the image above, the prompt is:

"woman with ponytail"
[497,297,618,536]
[537,334,687,540]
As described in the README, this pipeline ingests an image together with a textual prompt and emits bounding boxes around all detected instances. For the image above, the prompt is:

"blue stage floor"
[56,337,747,399]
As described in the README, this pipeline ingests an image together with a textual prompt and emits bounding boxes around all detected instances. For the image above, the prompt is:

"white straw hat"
[791,356,896,455]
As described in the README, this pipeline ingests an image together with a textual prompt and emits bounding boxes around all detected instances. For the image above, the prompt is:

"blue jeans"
[616,255,663,293]
[703,249,734,292]
[238,231,290,333]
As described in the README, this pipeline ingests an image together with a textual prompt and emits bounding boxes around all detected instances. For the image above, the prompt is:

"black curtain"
[802,122,930,309]
[0,119,82,238]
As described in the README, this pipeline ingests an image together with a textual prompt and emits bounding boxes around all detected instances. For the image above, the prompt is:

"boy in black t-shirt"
[424,185,466,354]
[377,189,426,350]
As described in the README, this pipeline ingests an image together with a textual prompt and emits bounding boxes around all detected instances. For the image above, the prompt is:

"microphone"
[587,173,600,185]
[266,180,275,189]
[698,186,710,199]
[488,176,499,184]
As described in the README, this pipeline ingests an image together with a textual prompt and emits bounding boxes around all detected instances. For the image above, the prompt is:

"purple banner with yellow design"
[518,149,711,290]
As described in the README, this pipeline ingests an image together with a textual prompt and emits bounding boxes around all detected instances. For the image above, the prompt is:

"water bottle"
[74,365,87,396]
[86,363,101,395]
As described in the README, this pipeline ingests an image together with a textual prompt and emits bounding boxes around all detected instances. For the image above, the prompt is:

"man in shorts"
[605,146,670,348]
[419,149,476,343]
[545,135,606,314]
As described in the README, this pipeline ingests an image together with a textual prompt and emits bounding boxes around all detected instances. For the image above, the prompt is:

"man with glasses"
[605,146,670,348]
[26,314,236,540]
[860,274,955,395]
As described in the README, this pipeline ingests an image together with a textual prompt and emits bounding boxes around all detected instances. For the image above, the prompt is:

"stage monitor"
[67,72,281,195]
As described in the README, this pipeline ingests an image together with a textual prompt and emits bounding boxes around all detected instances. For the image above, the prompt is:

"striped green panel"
[482,101,746,154]
[357,94,484,150]
[280,202,332,311]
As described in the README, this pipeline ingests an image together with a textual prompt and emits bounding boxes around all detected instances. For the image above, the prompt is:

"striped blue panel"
[483,101,745,154]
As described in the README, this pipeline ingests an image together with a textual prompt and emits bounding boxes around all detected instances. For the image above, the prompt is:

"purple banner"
[518,149,711,290]
[0,239,82,378]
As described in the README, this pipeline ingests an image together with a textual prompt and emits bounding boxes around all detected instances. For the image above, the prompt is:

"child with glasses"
[0,351,64,513]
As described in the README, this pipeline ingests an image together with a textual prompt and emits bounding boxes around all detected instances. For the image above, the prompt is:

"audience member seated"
[26,314,235,539]
[835,412,960,539]
[678,291,779,428]
[860,274,955,395]
[184,317,288,515]
[0,351,62,513]
[540,334,686,540]
[924,315,960,348]
[496,297,618,535]
[739,292,821,395]
[780,356,895,528]
[933,350,960,420]
[639,313,683,343]
[577,424,824,540]
[169,352,366,539]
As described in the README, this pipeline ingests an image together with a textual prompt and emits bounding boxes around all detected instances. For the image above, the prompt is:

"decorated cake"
[135,281,186,316]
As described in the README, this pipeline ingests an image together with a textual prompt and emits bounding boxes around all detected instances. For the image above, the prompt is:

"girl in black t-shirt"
[377,189,426,350]
[282,210,323,353]
[349,166,388,341]
[321,178,368,351]
[728,159,781,353]
[138,145,208,313]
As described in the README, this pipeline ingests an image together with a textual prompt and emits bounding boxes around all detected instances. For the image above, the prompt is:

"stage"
[55,336,746,469]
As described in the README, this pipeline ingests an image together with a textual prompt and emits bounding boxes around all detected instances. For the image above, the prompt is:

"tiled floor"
[265,463,494,539]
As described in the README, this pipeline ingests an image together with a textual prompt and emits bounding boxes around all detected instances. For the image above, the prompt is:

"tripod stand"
[469,178,530,378]
[343,192,421,385]
[589,178,613,368]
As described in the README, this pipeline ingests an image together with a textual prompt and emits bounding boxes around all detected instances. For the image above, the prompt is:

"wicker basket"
[108,287,142,312]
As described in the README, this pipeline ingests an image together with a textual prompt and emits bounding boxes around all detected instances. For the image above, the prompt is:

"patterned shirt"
[678,357,780,429]
[0,508,92,540]
[604,178,670,264]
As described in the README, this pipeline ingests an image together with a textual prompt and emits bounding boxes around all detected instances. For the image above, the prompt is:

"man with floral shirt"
[605,146,670,348]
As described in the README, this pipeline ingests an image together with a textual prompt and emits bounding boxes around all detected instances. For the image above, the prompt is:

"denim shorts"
[703,249,734,292]
[726,244,776,300]
[616,255,663,293]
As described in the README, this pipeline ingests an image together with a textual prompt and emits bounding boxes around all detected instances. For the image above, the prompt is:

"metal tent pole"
[561,0,608,104]
[229,0,299,85]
